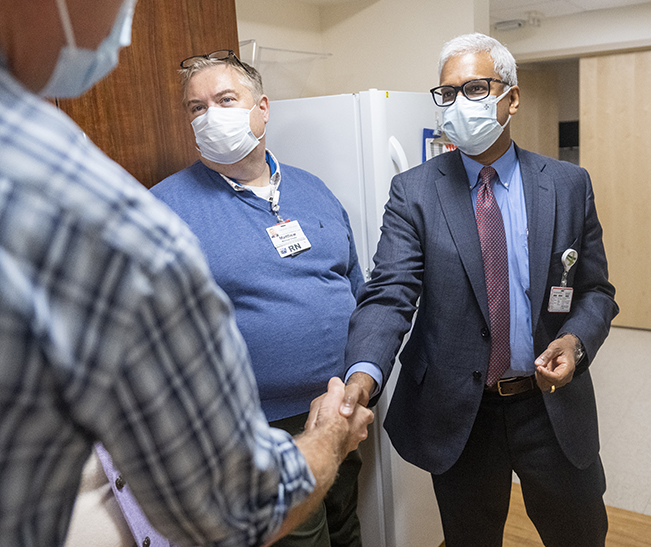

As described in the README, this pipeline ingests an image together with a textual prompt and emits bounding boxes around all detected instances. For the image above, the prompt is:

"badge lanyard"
[266,182,311,257]
[270,183,283,223]
[218,158,309,256]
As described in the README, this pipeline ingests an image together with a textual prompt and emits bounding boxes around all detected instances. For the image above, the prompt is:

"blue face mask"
[40,0,136,98]
[441,86,511,156]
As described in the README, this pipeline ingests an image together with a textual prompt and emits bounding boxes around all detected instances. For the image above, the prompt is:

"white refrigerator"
[265,89,448,547]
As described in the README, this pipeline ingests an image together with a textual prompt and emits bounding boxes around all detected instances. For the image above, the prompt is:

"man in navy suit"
[341,33,618,546]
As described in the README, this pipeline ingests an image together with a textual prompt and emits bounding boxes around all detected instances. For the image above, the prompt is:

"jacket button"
[473,371,482,381]
[481,328,490,338]
[115,475,125,490]
[142,538,151,547]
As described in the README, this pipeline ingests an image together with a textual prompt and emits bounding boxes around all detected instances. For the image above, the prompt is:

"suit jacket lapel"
[435,150,490,325]
[516,145,556,336]
[436,146,557,334]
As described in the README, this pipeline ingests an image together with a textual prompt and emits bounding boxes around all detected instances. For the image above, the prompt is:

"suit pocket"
[398,343,429,385]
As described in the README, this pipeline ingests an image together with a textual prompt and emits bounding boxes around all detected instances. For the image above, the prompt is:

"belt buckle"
[497,377,521,397]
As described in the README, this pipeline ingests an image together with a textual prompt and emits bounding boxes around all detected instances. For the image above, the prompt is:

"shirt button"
[115,475,125,490]
[481,328,490,338]
[142,538,151,547]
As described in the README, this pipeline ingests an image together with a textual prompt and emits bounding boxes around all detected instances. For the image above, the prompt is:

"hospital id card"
[267,220,311,257]
[548,286,574,313]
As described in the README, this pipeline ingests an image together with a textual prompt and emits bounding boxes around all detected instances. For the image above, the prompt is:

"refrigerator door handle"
[388,135,409,174]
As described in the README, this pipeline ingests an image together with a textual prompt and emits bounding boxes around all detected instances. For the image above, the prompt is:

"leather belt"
[485,375,538,397]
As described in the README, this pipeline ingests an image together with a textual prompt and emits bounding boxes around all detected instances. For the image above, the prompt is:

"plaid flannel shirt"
[0,62,314,546]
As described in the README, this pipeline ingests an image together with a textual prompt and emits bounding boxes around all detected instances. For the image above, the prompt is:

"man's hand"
[265,379,373,546]
[535,334,581,392]
[340,372,377,418]
[304,377,374,459]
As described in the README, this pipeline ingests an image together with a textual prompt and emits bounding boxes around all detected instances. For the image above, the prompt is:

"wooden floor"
[503,483,651,547]
[437,482,651,546]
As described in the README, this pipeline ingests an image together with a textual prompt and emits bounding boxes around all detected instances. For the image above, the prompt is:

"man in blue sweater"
[146,52,365,547]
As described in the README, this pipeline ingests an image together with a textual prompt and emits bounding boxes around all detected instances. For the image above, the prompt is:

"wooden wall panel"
[580,51,651,330]
[58,0,239,188]
[510,66,559,159]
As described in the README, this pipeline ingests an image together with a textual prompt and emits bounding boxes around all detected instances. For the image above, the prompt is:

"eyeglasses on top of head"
[430,78,508,107]
[180,49,252,74]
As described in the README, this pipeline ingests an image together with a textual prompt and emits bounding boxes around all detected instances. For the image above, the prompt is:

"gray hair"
[179,57,264,103]
[438,33,518,86]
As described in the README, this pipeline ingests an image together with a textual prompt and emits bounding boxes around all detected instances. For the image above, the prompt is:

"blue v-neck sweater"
[152,158,364,421]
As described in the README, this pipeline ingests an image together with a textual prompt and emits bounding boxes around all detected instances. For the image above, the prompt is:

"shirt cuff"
[345,362,383,399]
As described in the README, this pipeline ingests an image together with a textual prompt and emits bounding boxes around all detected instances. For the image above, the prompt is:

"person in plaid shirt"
[0,1,373,545]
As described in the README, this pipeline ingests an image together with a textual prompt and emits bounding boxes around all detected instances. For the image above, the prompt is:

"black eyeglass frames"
[430,78,508,107]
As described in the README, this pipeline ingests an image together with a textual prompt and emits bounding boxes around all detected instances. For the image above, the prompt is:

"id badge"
[548,286,574,313]
[266,220,311,257]
[548,248,578,312]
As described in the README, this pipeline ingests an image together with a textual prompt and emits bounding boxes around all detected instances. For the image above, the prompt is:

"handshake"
[265,373,375,547]
[266,375,375,545]
[304,375,376,461]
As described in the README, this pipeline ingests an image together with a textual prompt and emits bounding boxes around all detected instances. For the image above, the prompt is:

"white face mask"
[40,0,136,98]
[191,105,265,165]
[441,86,511,156]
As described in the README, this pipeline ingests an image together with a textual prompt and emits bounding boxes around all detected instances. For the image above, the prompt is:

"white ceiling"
[296,0,357,4]
[295,0,651,24]
[491,0,651,24]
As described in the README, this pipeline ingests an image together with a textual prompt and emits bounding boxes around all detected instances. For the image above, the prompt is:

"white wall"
[235,0,328,99]
[319,0,489,95]
[493,2,651,62]
[236,0,490,99]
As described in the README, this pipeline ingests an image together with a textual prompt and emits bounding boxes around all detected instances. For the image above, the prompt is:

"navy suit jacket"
[345,144,618,475]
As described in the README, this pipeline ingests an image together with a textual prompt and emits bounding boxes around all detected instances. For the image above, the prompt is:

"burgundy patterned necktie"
[476,166,510,386]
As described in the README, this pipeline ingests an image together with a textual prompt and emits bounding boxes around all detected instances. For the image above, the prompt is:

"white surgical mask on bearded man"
[441,86,512,156]
[191,105,265,165]
[40,0,136,98]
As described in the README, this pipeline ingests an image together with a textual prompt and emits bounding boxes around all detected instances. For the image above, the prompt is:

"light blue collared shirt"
[347,142,537,393]
[462,142,535,376]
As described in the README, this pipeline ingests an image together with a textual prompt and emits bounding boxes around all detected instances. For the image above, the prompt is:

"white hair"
[438,33,518,86]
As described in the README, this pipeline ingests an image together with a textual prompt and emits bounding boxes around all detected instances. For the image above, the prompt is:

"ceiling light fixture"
[493,19,526,31]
